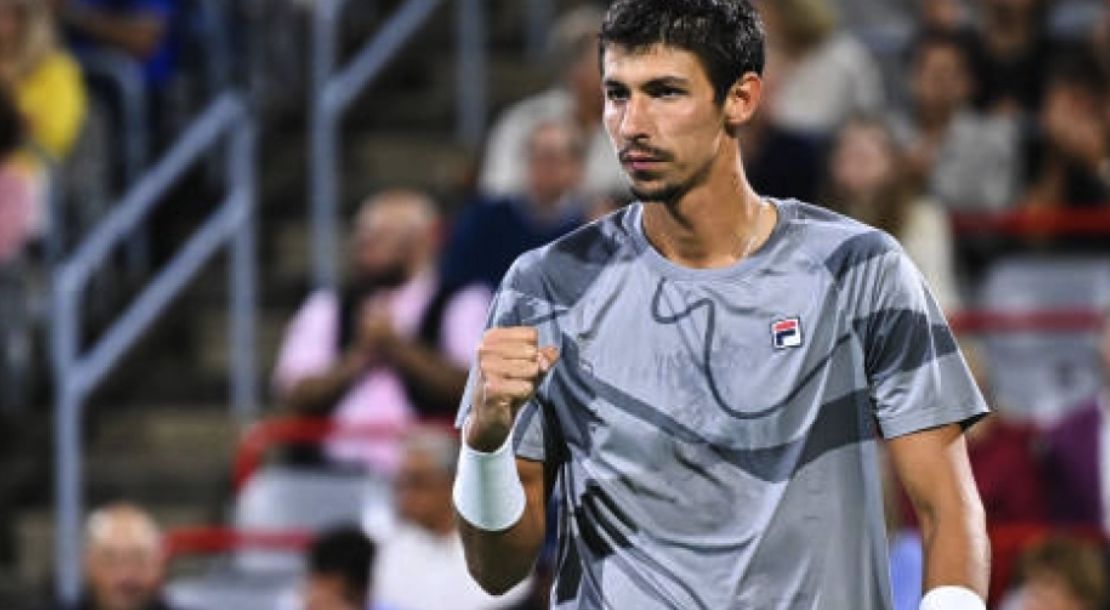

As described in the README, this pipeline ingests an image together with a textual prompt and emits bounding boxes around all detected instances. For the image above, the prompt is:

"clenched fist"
[465,326,559,452]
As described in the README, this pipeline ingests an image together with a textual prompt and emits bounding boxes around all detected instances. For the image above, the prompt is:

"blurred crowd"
[1,0,1109,609]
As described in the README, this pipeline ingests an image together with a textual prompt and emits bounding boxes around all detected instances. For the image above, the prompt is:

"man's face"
[602,44,729,204]
[305,574,360,610]
[349,201,429,286]
[527,123,583,208]
[85,532,163,610]
[911,44,972,115]
[394,450,452,532]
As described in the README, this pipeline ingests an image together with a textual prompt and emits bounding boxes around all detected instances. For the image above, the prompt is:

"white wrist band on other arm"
[453,432,526,532]
[920,586,985,610]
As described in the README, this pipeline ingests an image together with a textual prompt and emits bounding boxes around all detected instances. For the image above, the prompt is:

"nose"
[618,93,651,142]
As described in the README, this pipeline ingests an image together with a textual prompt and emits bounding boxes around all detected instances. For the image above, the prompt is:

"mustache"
[619,144,673,162]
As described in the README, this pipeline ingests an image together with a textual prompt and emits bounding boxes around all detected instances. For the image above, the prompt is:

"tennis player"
[453,1,990,608]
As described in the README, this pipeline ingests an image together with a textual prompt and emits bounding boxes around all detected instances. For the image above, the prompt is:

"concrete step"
[348,131,474,196]
[195,309,291,388]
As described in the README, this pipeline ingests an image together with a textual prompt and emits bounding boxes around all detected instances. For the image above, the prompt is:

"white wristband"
[452,432,526,532]
[920,586,985,610]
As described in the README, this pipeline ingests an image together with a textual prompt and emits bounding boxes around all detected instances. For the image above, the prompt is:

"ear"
[723,73,763,135]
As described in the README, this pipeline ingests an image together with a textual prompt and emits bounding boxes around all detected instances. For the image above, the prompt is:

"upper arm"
[886,424,982,523]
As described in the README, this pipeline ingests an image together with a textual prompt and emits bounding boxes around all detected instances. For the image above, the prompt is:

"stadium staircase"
[0,1,575,606]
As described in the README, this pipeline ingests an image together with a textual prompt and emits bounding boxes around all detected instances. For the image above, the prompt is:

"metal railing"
[51,92,257,604]
[310,0,487,290]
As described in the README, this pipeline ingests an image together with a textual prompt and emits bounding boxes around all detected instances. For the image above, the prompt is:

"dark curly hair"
[599,0,766,104]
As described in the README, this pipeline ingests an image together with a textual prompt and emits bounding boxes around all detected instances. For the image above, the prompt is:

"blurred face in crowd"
[568,40,604,122]
[305,574,361,610]
[603,43,756,204]
[911,42,973,119]
[349,191,437,288]
[527,121,585,210]
[983,0,1041,24]
[1041,79,1107,162]
[920,0,966,31]
[0,0,27,64]
[84,506,165,610]
[829,122,896,204]
[1015,572,1091,610]
[394,446,454,535]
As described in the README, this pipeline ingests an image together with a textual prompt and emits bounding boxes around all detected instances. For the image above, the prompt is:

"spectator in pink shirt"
[272,189,491,474]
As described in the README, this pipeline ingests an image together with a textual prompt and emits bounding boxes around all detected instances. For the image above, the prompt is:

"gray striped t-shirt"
[456,199,988,610]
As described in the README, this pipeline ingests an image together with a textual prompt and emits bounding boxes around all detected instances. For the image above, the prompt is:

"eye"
[605,86,629,102]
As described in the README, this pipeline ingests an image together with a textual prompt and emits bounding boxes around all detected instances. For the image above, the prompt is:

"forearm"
[458,498,546,594]
[384,340,469,406]
[283,352,367,415]
[62,6,166,58]
[919,495,990,596]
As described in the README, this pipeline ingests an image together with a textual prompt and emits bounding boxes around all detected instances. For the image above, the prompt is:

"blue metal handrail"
[51,92,257,604]
[310,0,487,290]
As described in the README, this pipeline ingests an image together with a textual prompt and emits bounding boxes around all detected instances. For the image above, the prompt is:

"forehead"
[601,43,711,86]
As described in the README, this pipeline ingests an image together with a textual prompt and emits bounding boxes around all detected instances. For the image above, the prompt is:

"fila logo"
[771,317,803,350]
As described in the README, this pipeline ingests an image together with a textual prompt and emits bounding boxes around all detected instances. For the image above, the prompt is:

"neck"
[641,145,773,268]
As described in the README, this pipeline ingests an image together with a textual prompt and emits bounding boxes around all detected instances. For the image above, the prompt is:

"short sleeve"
[859,248,988,439]
[454,262,550,462]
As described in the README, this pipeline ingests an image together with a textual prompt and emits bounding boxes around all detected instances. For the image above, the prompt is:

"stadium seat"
[977,256,1110,421]
[231,466,394,573]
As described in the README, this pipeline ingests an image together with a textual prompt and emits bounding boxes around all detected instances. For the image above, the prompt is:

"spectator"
[0,0,88,160]
[443,120,588,290]
[0,84,33,264]
[301,527,382,610]
[971,0,1058,116]
[1000,536,1107,610]
[272,190,490,474]
[759,0,886,136]
[55,0,178,90]
[740,52,825,202]
[1022,50,1110,209]
[822,115,961,311]
[479,6,625,199]
[372,426,532,610]
[1042,306,1110,533]
[47,502,176,610]
[891,29,1021,211]
[959,339,1048,525]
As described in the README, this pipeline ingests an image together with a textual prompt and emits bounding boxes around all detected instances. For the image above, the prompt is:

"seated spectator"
[1022,50,1110,209]
[971,0,1059,116]
[999,536,1107,610]
[443,120,588,290]
[372,426,532,610]
[821,115,961,311]
[891,30,1021,211]
[46,502,177,610]
[301,527,381,610]
[55,0,178,90]
[759,0,885,136]
[273,190,490,474]
[740,52,824,202]
[1042,306,1110,533]
[0,84,34,264]
[0,0,88,160]
[480,6,624,199]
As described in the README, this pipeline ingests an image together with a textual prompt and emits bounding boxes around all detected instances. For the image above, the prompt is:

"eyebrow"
[603,76,693,89]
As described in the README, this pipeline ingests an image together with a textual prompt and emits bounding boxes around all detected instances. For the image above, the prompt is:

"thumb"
[537,346,561,374]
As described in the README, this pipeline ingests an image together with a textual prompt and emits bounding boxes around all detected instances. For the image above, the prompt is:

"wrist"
[464,409,512,453]
[453,425,525,532]
[920,586,985,610]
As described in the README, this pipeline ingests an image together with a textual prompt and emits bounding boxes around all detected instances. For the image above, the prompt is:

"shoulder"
[781,198,903,280]
[501,206,636,307]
